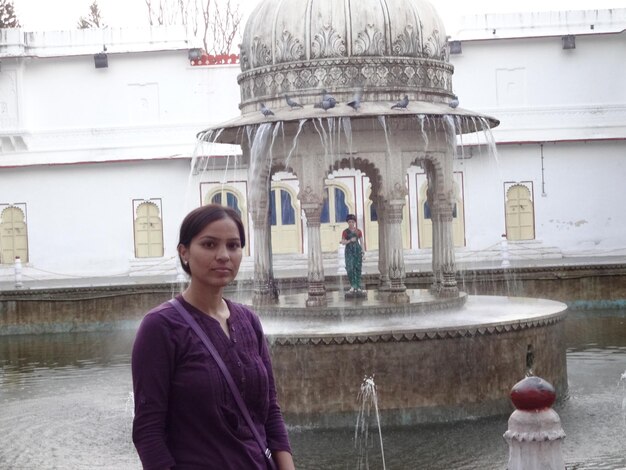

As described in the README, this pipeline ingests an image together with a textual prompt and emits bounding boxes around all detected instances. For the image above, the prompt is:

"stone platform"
[261,294,568,427]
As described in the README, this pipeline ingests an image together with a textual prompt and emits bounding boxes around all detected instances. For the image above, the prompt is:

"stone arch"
[332,156,383,200]
[320,180,355,252]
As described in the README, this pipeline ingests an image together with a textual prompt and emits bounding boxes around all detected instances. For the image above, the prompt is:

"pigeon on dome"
[260,103,274,117]
[285,95,303,109]
[391,95,409,110]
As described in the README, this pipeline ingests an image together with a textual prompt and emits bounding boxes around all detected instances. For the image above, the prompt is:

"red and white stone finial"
[503,376,566,470]
[510,376,556,411]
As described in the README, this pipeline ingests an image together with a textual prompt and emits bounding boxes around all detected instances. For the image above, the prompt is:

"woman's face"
[179,217,243,289]
[347,219,357,230]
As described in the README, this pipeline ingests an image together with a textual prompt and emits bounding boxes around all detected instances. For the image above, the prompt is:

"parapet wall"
[0,263,624,335]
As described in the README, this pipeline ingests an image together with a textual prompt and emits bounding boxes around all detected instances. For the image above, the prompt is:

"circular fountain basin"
[252,292,568,427]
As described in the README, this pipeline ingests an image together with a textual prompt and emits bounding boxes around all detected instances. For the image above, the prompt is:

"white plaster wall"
[452,139,626,256]
[1,159,190,276]
[20,53,241,131]
[497,141,626,252]
[450,32,626,142]
[452,31,626,110]
[2,18,626,280]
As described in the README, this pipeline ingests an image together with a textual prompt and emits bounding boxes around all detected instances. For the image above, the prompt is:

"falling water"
[418,114,429,150]
[125,391,135,417]
[442,114,458,154]
[355,376,386,470]
[341,117,354,156]
[248,123,276,208]
[619,371,626,425]
[376,116,392,157]
[285,119,308,169]
[454,115,465,160]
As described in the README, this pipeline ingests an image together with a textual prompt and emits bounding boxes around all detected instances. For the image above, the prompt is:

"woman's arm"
[274,450,296,470]
[245,309,294,463]
[132,311,177,470]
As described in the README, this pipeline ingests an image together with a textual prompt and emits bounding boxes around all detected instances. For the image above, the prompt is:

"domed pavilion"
[202,0,498,306]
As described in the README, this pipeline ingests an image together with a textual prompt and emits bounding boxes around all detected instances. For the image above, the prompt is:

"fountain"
[198,0,568,426]
[355,376,387,470]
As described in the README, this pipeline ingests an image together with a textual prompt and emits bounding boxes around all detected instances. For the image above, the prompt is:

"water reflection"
[0,310,624,469]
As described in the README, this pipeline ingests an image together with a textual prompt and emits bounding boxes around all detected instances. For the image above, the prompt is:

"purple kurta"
[132,295,291,470]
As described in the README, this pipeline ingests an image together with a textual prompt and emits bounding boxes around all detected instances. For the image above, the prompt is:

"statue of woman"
[340,214,364,293]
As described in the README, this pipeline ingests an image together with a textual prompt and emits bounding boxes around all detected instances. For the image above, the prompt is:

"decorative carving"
[388,182,408,202]
[240,49,250,71]
[189,53,240,66]
[276,30,305,63]
[354,24,385,56]
[251,36,272,68]
[424,29,446,60]
[393,24,420,56]
[298,185,323,205]
[312,24,346,59]
[238,57,453,105]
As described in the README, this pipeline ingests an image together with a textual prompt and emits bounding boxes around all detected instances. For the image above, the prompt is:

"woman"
[340,214,364,292]
[132,204,294,470]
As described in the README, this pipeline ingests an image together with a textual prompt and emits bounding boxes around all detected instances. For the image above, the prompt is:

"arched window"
[270,189,296,226]
[205,186,250,255]
[321,187,350,223]
[0,205,29,264]
[270,183,301,254]
[370,204,378,222]
[211,191,241,216]
[134,201,164,258]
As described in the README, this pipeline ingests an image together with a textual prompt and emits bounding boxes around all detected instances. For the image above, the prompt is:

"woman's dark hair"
[178,204,246,275]
[346,213,357,222]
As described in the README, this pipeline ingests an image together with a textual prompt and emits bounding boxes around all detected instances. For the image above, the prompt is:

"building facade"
[1,9,625,282]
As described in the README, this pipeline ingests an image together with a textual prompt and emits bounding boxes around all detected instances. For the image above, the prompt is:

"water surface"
[1,309,624,469]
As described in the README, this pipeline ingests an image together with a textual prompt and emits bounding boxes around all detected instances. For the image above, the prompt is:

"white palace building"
[1,8,625,283]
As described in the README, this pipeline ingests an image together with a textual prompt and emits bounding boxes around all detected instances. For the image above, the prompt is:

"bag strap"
[169,298,278,470]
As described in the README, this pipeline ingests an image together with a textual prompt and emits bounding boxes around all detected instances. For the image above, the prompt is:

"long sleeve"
[249,311,292,454]
[132,310,177,470]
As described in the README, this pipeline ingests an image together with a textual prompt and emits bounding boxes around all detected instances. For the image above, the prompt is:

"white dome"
[237,0,453,115]
[240,0,448,69]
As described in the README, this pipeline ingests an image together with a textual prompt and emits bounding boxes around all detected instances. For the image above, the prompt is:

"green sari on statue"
[342,228,363,290]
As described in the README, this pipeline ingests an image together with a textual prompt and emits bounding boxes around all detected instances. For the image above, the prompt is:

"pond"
[1,309,624,469]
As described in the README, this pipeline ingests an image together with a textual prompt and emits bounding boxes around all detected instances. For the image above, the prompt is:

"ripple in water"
[0,311,624,469]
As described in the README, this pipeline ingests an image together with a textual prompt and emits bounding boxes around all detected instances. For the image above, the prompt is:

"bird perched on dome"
[314,94,336,111]
[260,103,274,117]
[285,95,303,109]
[449,95,459,109]
[347,91,362,111]
[391,95,409,110]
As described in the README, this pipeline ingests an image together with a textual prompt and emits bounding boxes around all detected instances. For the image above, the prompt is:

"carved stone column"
[246,131,278,305]
[374,196,390,291]
[433,198,458,297]
[250,198,279,305]
[299,187,327,307]
[385,198,409,303]
[425,162,442,293]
